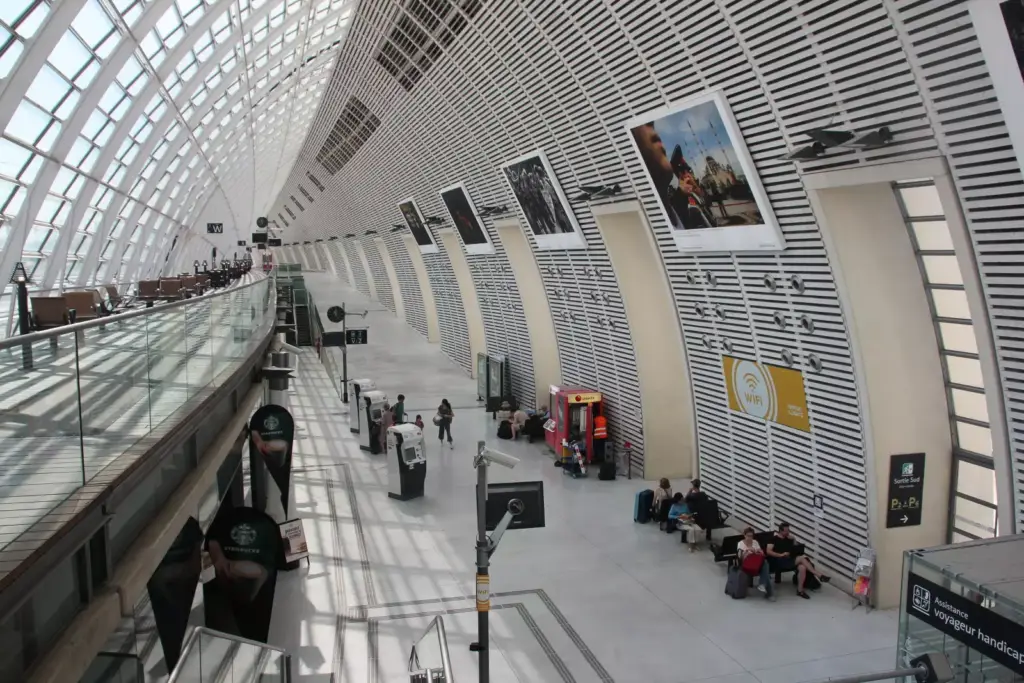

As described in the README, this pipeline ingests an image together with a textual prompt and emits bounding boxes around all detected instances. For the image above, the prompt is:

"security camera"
[507,498,524,516]
[476,444,519,469]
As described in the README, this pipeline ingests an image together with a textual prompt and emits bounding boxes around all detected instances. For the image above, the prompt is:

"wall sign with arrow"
[887,453,925,528]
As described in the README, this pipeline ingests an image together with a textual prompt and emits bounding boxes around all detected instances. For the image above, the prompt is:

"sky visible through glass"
[0,0,355,337]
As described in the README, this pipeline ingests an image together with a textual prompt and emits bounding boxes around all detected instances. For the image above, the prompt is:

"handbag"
[432,414,442,426]
[741,552,764,576]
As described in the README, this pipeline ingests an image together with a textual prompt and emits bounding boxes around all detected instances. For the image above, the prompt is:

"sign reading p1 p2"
[887,452,925,528]
[207,222,224,234]
[907,572,1024,675]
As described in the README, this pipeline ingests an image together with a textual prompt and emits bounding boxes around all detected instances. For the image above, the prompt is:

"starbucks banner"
[147,517,204,672]
[249,404,295,519]
[203,505,284,643]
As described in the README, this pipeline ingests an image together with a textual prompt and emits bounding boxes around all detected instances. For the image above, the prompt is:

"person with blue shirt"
[667,492,699,551]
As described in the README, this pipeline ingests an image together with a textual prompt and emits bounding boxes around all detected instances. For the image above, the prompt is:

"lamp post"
[10,262,32,369]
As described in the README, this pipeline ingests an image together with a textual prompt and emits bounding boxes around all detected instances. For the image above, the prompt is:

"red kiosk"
[545,387,603,463]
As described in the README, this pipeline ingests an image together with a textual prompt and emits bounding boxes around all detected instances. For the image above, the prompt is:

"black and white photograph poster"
[625,89,784,254]
[439,182,494,255]
[398,197,438,254]
[970,0,1024,181]
[500,149,586,250]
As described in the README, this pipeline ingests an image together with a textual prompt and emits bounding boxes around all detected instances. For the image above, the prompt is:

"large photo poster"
[439,182,494,255]
[399,197,439,254]
[970,0,1024,180]
[625,90,784,253]
[500,150,586,250]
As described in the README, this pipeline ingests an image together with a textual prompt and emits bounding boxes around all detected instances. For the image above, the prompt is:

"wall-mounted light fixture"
[799,314,815,334]
[425,216,444,226]
[783,125,895,161]
[781,349,795,367]
[478,205,509,218]
[790,274,805,294]
[574,184,622,202]
[365,229,377,235]
[807,354,823,373]
[391,225,405,233]
[774,311,788,330]
[713,305,726,321]
[344,234,355,239]
[705,271,718,288]
[721,339,734,353]
[763,274,777,292]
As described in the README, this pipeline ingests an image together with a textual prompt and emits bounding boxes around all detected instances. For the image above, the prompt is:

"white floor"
[269,273,899,683]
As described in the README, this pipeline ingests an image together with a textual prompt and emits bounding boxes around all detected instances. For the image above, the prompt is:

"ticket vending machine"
[545,388,603,462]
[360,390,388,453]
[386,423,426,501]
[349,379,376,434]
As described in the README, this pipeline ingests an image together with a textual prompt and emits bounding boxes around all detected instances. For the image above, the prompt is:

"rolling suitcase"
[634,489,654,523]
[598,460,616,480]
[725,566,747,599]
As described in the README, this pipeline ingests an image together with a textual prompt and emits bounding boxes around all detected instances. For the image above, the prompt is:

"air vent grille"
[315,97,382,175]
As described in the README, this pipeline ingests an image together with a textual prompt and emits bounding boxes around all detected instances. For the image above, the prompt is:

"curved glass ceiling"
[0,0,354,337]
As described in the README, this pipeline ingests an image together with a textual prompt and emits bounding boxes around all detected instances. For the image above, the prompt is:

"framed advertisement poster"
[625,89,784,253]
[969,0,1024,180]
[399,197,438,254]
[500,149,586,250]
[439,182,495,255]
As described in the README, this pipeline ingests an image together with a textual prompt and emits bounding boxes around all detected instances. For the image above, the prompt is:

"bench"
[137,279,161,302]
[64,290,104,322]
[181,275,198,297]
[709,531,806,585]
[30,296,73,331]
[679,497,729,543]
[158,278,183,300]
[103,284,132,310]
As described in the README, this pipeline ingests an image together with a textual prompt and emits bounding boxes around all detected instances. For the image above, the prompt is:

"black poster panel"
[886,452,925,528]
[907,572,1024,675]
[203,506,284,643]
[250,404,295,515]
[147,517,204,671]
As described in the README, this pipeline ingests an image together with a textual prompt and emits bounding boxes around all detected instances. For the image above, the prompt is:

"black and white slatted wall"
[379,233,429,337]
[359,237,396,311]
[265,0,1024,570]
[422,251,473,374]
[342,239,370,295]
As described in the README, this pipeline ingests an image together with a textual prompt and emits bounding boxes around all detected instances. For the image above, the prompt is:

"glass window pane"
[72,0,115,48]
[957,421,993,456]
[945,355,984,387]
[939,322,979,354]
[0,39,24,79]
[930,288,972,320]
[16,2,49,39]
[910,220,954,251]
[922,255,964,286]
[954,496,996,538]
[49,31,91,81]
[956,459,996,505]
[951,388,989,423]
[27,65,71,111]
[0,139,31,177]
[899,184,944,217]
[5,100,50,144]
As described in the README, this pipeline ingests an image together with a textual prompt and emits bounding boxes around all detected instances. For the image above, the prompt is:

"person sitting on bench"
[737,527,774,600]
[510,408,528,440]
[667,493,699,550]
[766,522,830,599]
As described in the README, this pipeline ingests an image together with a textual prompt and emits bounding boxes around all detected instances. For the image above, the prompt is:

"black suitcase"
[598,461,616,480]
[634,489,654,523]
[497,421,512,439]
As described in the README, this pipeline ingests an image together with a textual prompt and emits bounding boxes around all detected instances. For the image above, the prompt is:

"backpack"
[725,566,747,599]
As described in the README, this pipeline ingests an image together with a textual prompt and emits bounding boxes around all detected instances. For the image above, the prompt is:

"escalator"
[167,627,292,683]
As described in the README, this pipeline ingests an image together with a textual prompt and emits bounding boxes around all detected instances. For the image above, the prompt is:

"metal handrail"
[408,615,455,682]
[0,271,268,350]
[168,626,292,683]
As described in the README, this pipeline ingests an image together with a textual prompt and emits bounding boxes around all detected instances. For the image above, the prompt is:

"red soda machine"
[545,387,603,463]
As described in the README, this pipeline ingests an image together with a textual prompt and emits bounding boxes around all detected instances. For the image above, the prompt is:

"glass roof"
[0,0,354,337]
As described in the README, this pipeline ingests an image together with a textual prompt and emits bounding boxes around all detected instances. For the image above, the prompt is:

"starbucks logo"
[263,415,280,432]
[231,523,257,546]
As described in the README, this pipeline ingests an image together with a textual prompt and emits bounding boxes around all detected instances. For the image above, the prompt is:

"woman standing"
[436,399,454,449]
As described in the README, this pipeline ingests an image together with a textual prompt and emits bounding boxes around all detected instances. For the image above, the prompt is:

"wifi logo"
[731,360,777,421]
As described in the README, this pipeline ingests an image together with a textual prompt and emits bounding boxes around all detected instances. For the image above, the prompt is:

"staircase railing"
[408,616,454,682]
[167,626,292,683]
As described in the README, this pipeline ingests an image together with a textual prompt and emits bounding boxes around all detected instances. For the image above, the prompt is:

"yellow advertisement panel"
[722,356,810,433]
[567,392,602,404]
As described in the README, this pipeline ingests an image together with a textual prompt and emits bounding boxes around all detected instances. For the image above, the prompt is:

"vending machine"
[544,388,603,463]
[349,379,376,433]
[386,423,426,501]
[359,390,388,453]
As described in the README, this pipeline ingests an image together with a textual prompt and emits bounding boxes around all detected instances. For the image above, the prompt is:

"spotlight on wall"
[365,229,377,235]
[574,184,622,201]
[848,126,893,149]
[478,205,509,218]
[344,233,355,239]
[784,142,827,160]
[806,128,855,147]
[391,226,405,233]
[425,216,445,225]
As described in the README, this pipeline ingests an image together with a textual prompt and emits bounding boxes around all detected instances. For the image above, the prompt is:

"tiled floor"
[268,273,899,683]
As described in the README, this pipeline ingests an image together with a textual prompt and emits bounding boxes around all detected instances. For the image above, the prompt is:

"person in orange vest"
[592,406,608,463]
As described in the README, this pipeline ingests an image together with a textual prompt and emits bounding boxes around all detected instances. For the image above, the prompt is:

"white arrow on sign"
[901,514,909,524]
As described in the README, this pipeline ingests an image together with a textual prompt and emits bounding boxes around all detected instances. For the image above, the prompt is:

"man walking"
[394,394,406,424]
